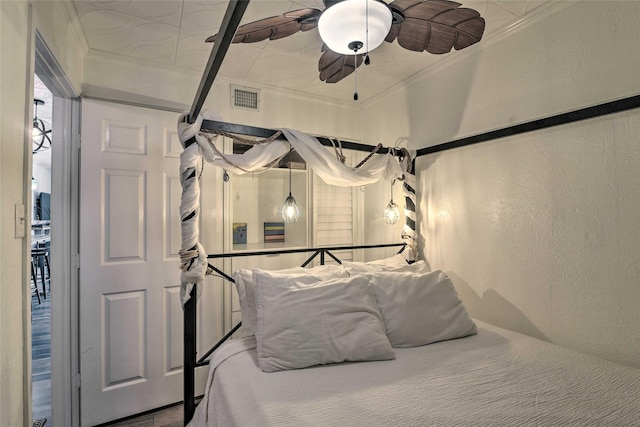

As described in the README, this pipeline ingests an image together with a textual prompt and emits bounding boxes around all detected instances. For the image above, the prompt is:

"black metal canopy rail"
[416,94,640,157]
[188,0,250,124]
[197,119,406,155]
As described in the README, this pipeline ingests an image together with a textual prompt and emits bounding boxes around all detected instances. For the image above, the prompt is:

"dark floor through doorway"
[32,291,51,425]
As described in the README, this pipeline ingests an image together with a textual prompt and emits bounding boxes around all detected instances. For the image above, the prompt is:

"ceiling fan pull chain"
[353,53,359,101]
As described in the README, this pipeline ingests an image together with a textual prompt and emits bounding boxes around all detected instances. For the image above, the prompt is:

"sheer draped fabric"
[177,111,414,305]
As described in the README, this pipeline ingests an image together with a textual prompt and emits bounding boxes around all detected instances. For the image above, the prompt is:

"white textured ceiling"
[72,0,550,102]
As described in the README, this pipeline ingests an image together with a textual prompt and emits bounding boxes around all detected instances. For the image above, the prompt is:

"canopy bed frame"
[180,116,416,423]
[180,103,417,423]
[179,1,640,425]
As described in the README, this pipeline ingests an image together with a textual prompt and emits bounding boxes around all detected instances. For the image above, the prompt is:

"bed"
[188,260,640,427]
[190,320,640,426]
[177,117,639,425]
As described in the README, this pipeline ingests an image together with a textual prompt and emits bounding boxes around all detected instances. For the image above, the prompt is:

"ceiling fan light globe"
[318,0,392,56]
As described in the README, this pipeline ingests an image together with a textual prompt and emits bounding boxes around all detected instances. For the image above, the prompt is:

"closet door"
[79,100,217,425]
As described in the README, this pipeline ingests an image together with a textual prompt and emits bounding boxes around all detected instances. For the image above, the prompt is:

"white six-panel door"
[79,100,218,425]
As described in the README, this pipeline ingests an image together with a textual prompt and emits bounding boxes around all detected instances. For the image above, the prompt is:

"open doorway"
[31,74,53,426]
[30,32,81,427]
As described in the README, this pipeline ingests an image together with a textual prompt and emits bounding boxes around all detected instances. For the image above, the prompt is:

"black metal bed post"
[187,0,250,124]
[183,284,197,426]
[182,0,249,423]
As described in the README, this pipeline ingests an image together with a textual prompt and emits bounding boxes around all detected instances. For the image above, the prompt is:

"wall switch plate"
[15,204,26,238]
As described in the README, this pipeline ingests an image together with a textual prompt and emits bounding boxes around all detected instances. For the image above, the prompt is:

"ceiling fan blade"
[386,0,485,54]
[206,8,322,43]
[385,23,401,43]
[318,45,364,84]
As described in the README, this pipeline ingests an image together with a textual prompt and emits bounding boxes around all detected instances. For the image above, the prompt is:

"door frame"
[33,30,81,427]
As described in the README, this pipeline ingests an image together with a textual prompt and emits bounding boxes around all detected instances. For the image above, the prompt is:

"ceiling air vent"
[231,85,260,111]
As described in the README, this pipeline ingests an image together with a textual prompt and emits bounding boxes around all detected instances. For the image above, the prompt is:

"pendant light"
[33,98,52,154]
[383,180,400,224]
[282,146,301,223]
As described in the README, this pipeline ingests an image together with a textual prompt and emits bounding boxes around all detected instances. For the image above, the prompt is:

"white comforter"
[190,321,640,426]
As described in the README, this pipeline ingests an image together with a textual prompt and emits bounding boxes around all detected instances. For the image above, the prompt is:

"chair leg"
[31,260,41,304]
[44,253,51,280]
[39,262,47,300]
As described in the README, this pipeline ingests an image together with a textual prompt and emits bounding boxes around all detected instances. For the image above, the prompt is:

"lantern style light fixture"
[282,147,301,223]
[383,180,400,224]
[318,0,393,56]
[33,99,52,154]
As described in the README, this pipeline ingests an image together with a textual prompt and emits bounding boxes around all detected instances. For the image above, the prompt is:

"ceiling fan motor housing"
[348,41,364,52]
[210,0,484,86]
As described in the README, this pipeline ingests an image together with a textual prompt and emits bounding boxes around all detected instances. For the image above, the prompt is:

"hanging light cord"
[354,0,372,100]
[288,143,293,195]
[365,0,370,65]
[390,180,395,202]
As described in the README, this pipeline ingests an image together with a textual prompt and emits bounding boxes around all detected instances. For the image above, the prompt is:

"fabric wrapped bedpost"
[401,151,418,262]
[177,110,221,305]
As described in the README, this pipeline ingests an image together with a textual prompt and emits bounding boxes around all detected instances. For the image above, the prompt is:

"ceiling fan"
[207,0,485,88]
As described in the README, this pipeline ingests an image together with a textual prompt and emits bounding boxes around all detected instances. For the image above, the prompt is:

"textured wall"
[1,3,31,424]
[409,1,640,368]
[418,110,640,367]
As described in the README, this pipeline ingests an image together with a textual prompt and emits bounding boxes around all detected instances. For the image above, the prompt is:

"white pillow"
[343,259,429,275]
[368,270,477,348]
[254,272,395,372]
[234,264,348,336]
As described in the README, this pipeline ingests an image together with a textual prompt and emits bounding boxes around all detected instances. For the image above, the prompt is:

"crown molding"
[35,31,80,98]
[84,49,362,111]
[58,0,89,54]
